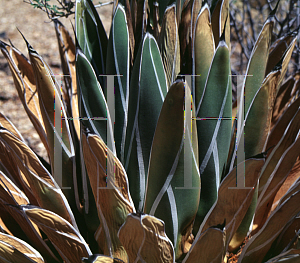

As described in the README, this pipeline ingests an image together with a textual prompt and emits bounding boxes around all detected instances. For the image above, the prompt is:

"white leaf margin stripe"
[148,34,165,101]
[29,52,75,158]
[77,49,116,155]
[136,126,146,211]
[199,41,230,175]
[167,186,178,249]
[0,240,36,263]
[113,4,130,164]
[0,201,58,260]
[148,117,199,246]
[149,134,184,216]
[125,33,166,170]
[117,214,175,263]
[0,232,44,262]
[0,170,29,204]
[22,206,92,256]
[0,129,79,231]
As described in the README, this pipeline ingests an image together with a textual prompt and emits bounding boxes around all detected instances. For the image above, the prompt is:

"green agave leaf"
[182,227,225,263]
[0,41,49,156]
[193,3,215,107]
[76,48,115,152]
[75,0,107,90]
[229,186,259,252]
[82,131,135,261]
[143,80,200,259]
[238,191,300,263]
[0,232,44,263]
[194,37,232,234]
[159,3,180,89]
[197,158,264,251]
[244,16,273,114]
[23,205,92,263]
[0,128,78,230]
[117,0,135,68]
[124,32,167,211]
[230,69,280,172]
[106,4,130,163]
[118,213,174,263]
[76,45,115,236]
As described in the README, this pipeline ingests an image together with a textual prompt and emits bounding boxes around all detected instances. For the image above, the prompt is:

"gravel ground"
[0,0,112,160]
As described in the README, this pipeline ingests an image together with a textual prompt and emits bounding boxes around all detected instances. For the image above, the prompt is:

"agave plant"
[0,0,300,262]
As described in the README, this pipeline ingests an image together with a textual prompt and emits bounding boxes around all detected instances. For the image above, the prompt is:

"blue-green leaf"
[144,80,200,259]
[106,4,130,163]
[124,32,168,212]
[194,38,232,234]
[76,48,115,152]
[75,0,107,91]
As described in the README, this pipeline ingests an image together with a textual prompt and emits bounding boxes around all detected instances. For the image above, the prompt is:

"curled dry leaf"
[0,170,59,262]
[0,112,25,143]
[54,19,79,140]
[0,232,44,263]
[118,213,175,263]
[0,239,37,263]
[82,131,135,261]
[239,190,300,263]
[0,41,49,155]
[183,227,225,263]
[197,158,264,251]
[0,129,78,230]
[23,205,92,263]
